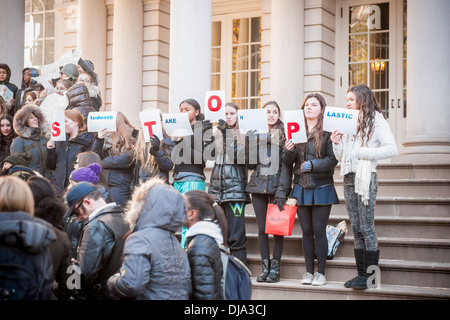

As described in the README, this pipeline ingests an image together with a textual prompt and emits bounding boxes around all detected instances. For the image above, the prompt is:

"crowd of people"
[0,59,397,300]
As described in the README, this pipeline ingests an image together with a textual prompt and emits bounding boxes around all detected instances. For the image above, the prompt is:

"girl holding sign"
[277,93,339,286]
[330,85,397,290]
[46,110,93,196]
[208,102,251,264]
[246,101,286,283]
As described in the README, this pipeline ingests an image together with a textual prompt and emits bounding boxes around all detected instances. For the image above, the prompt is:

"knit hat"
[61,63,79,81]
[3,152,32,167]
[70,163,101,185]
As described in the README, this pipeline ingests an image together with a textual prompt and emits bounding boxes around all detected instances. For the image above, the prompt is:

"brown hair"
[300,93,327,158]
[65,109,87,132]
[109,111,136,155]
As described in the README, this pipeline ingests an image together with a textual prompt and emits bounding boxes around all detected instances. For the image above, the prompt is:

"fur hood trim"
[13,104,51,140]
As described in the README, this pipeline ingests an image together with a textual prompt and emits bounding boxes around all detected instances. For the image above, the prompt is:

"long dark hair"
[301,93,327,158]
[183,190,228,245]
[348,85,382,146]
[180,98,205,121]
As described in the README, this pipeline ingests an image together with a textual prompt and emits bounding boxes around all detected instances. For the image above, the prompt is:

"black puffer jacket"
[0,211,56,300]
[246,121,286,195]
[208,128,250,204]
[65,84,96,122]
[46,132,93,195]
[185,221,224,300]
[276,132,338,199]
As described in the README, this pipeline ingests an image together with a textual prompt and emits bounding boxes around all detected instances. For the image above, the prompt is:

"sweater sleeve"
[358,115,398,161]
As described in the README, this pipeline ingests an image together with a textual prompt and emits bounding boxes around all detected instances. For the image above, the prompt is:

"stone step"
[246,254,450,289]
[250,278,450,300]
[244,213,450,240]
[245,233,450,263]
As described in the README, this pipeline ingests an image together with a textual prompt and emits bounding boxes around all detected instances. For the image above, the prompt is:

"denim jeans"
[343,172,378,251]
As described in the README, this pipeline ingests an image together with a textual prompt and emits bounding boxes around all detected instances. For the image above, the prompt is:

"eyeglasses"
[73,200,84,216]
[78,79,91,84]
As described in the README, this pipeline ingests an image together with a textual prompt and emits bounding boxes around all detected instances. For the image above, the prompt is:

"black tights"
[298,205,331,275]
[252,194,284,261]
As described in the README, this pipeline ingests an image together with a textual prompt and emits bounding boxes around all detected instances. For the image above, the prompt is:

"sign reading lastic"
[323,106,359,135]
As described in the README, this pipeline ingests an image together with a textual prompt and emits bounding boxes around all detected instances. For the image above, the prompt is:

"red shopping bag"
[265,204,297,236]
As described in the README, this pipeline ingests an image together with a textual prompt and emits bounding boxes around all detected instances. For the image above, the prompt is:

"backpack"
[0,246,41,300]
[220,248,252,300]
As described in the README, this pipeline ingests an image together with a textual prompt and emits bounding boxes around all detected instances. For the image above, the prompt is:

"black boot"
[256,259,270,282]
[352,249,380,290]
[266,259,280,283]
[344,248,364,288]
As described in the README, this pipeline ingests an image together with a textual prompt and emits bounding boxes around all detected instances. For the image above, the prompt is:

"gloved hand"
[301,160,312,172]
[217,119,228,134]
[273,198,286,211]
[149,135,160,154]
[202,120,213,132]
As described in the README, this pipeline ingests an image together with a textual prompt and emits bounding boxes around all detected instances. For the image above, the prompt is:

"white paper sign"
[40,93,69,123]
[87,112,117,132]
[204,90,226,123]
[162,113,193,137]
[237,109,268,134]
[139,110,163,142]
[51,112,66,141]
[323,106,359,135]
[283,110,307,143]
[0,85,14,101]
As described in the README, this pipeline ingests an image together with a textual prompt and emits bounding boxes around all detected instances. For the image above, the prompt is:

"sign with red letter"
[51,111,66,141]
[205,90,226,123]
[139,109,163,142]
[283,110,307,144]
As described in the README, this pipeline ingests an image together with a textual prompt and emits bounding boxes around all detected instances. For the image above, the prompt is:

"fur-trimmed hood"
[13,104,50,140]
[125,177,186,232]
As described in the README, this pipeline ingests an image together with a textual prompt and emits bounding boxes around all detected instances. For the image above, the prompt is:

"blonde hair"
[0,176,35,215]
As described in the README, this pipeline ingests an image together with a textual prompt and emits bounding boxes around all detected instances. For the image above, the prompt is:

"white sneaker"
[300,272,314,285]
[312,272,326,286]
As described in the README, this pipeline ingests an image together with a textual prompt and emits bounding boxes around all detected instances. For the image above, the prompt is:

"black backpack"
[0,246,41,300]
[220,248,252,300]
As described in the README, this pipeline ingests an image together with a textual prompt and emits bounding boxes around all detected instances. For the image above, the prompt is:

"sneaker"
[300,272,314,285]
[312,272,326,286]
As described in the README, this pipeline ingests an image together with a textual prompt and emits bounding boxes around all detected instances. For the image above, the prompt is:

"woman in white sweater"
[330,85,397,290]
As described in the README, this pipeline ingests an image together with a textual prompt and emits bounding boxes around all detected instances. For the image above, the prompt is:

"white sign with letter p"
[283,110,307,144]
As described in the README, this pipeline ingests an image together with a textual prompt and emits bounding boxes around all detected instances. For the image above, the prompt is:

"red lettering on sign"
[208,95,222,112]
[287,122,300,140]
[52,122,61,137]
[144,121,157,137]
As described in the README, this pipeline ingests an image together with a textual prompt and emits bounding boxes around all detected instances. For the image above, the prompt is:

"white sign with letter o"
[205,90,226,123]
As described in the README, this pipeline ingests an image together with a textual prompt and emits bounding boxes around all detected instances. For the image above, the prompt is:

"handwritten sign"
[51,111,66,141]
[323,106,359,135]
[139,109,163,142]
[87,111,117,132]
[237,109,268,134]
[283,110,307,143]
[204,91,226,123]
[162,112,193,137]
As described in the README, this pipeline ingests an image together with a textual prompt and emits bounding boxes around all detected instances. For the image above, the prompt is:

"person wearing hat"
[65,182,129,300]
[60,63,79,85]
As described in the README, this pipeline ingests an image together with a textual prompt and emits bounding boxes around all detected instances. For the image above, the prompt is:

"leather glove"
[149,135,160,154]
[273,198,286,211]
[301,160,312,172]
[217,119,228,134]
[202,120,213,132]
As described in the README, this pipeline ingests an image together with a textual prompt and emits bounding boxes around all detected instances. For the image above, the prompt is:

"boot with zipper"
[344,248,364,288]
[256,259,270,282]
[266,259,280,283]
[352,249,380,290]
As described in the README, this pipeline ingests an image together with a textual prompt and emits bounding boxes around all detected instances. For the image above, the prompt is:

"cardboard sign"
[204,90,226,123]
[139,109,163,142]
[283,110,307,143]
[323,106,359,135]
[51,111,66,141]
[237,109,268,134]
[87,111,117,132]
[162,113,193,137]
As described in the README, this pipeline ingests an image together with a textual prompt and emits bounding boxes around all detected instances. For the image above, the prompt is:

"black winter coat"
[246,122,286,195]
[46,132,93,195]
[65,84,96,122]
[185,234,224,300]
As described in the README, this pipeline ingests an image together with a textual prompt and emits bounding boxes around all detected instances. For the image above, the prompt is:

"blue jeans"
[343,172,378,251]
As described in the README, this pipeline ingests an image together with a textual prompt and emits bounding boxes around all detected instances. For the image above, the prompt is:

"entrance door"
[338,0,407,153]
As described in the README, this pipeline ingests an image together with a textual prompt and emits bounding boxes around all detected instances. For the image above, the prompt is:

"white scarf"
[355,159,371,205]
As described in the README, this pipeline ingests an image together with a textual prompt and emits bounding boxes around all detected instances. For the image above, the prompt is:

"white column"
[111,0,143,127]
[402,0,450,159]
[0,0,25,86]
[77,0,107,98]
[270,0,304,110]
[169,0,211,113]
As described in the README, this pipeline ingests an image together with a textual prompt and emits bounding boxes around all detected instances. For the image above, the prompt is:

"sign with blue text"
[237,109,268,134]
[87,111,117,132]
[323,106,359,135]
[162,112,193,137]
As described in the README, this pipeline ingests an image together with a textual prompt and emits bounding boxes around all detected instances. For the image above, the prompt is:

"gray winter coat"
[107,178,192,300]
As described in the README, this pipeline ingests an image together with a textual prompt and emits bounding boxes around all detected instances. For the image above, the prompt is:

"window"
[25,0,55,66]
[211,15,261,109]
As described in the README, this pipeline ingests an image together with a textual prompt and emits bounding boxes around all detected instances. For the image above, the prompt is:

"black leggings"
[252,194,284,261]
[298,205,331,275]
